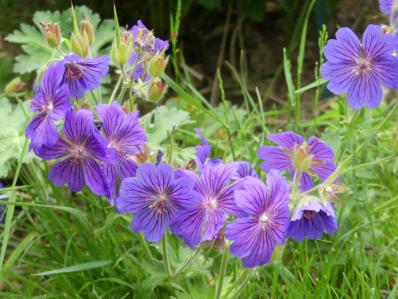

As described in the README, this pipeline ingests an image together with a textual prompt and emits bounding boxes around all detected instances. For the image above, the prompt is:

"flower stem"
[214,244,229,299]
[222,268,250,299]
[291,169,302,204]
[109,75,123,104]
[226,270,253,299]
[161,232,172,276]
[173,246,202,277]
[139,233,154,262]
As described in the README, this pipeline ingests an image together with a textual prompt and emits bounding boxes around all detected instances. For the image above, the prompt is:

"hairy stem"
[174,246,202,277]
[161,233,172,276]
[214,244,230,299]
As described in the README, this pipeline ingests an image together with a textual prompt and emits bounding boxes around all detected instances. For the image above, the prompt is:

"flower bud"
[147,78,168,102]
[80,19,95,45]
[111,30,133,65]
[148,52,169,77]
[5,77,26,94]
[40,23,61,48]
[70,32,90,57]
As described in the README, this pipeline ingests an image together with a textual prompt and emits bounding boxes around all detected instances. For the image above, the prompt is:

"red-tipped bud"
[148,52,169,77]
[80,19,95,45]
[111,28,133,65]
[147,78,168,102]
[5,77,26,94]
[70,32,90,57]
[40,23,61,48]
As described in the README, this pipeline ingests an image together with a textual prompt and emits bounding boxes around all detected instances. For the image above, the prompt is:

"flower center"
[303,210,317,219]
[354,57,371,76]
[291,144,313,171]
[65,63,83,81]
[70,143,87,159]
[149,192,169,213]
[108,139,122,153]
[44,101,54,114]
[258,212,270,230]
[203,196,218,211]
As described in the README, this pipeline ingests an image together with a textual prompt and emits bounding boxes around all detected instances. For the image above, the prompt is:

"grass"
[1,3,398,299]
[1,89,397,298]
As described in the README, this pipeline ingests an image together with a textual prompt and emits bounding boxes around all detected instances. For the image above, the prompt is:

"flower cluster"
[112,20,170,102]
[25,9,344,270]
[26,16,150,203]
[321,2,398,110]
[116,129,340,268]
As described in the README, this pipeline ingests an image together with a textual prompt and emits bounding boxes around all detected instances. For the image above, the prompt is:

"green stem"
[139,233,154,262]
[224,269,253,299]
[109,75,123,104]
[291,169,302,204]
[214,244,230,299]
[0,139,29,271]
[161,233,172,276]
[222,269,249,299]
[174,246,202,277]
[377,101,398,130]
[120,65,128,81]
[116,84,128,103]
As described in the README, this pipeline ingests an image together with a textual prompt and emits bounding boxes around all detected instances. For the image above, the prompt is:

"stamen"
[65,63,83,81]
[149,192,169,213]
[303,210,317,219]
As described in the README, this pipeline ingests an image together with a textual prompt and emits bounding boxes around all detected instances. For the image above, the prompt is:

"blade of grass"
[33,260,112,276]
[0,138,29,272]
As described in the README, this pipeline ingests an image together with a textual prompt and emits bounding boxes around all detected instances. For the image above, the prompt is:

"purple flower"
[257,131,336,191]
[128,20,169,82]
[232,161,258,179]
[194,128,213,171]
[225,171,290,268]
[321,25,398,109]
[170,162,240,248]
[96,103,147,202]
[129,52,146,81]
[116,163,196,242]
[287,199,337,241]
[60,55,109,99]
[26,63,70,148]
[131,20,169,54]
[379,0,395,15]
[35,109,109,196]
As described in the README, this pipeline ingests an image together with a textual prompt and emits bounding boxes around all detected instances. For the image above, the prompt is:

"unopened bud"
[40,23,61,48]
[111,29,133,65]
[71,32,90,57]
[148,52,169,77]
[147,78,168,102]
[80,19,95,44]
[5,77,26,94]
